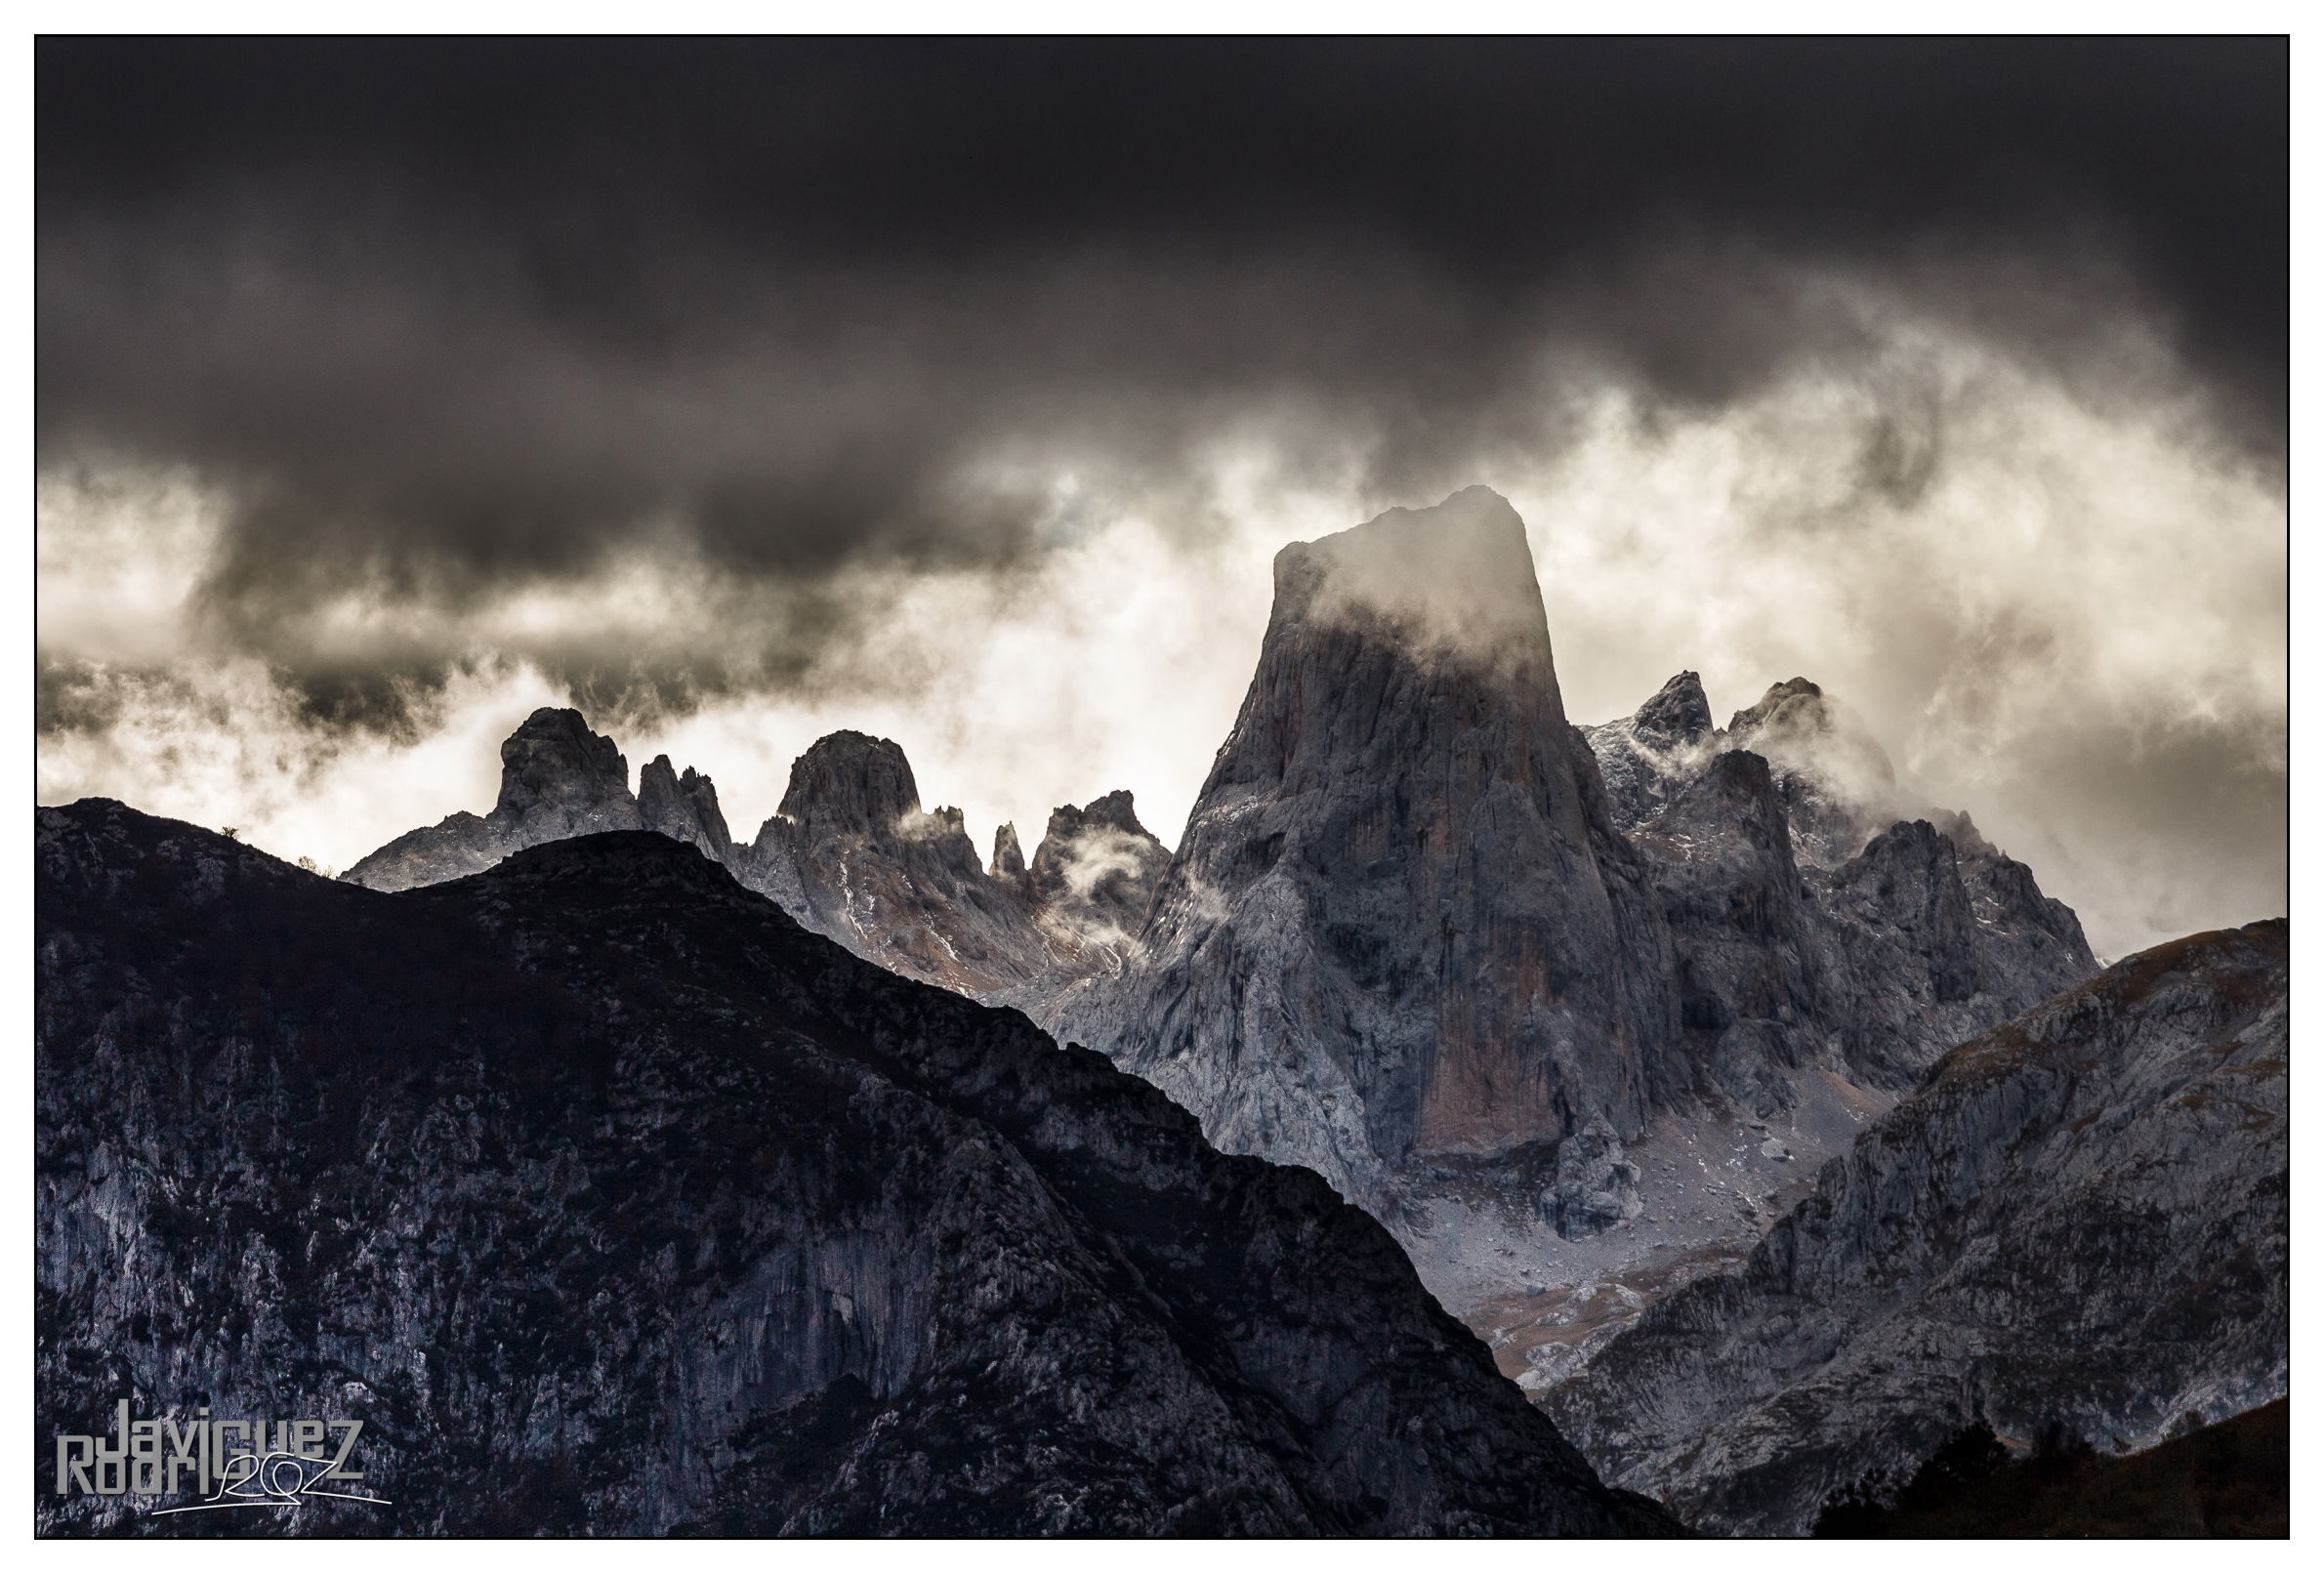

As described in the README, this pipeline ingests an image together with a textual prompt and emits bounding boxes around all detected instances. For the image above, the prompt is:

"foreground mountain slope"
[36,799,1675,1537]
[1541,919,2287,1536]
[1811,1398,2287,1538]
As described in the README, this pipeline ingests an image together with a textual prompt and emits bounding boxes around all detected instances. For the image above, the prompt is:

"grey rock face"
[1056,487,1683,1212]
[493,705,640,833]
[1026,790,1171,949]
[343,707,646,891]
[36,800,1679,1537]
[1580,672,1719,830]
[1543,920,2288,1536]
[739,732,1051,997]
[639,754,734,863]
[1633,749,1822,1116]
[1630,671,1717,753]
[1548,1116,1643,1238]
[1584,675,2098,1100]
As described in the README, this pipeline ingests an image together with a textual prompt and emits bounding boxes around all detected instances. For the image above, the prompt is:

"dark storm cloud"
[39,37,2285,624]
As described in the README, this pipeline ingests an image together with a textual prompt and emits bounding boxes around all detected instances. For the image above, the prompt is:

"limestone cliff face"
[989,821,1027,880]
[737,731,1032,994]
[1058,487,1682,1210]
[1543,920,2288,1536]
[35,800,1679,1538]
[342,708,645,891]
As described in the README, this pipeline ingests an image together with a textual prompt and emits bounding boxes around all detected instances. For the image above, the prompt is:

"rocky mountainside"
[734,730,1058,996]
[329,490,2103,1410]
[36,800,1679,1537]
[1044,491,2096,1383]
[1541,919,2288,1536]
[1580,669,2096,1114]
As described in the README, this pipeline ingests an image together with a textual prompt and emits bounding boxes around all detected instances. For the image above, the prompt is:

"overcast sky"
[35,37,2286,959]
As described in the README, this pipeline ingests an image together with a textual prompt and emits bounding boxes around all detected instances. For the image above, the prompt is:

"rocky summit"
[735,730,1053,996]
[1053,486,1683,1215]
[1542,919,2288,1536]
[35,800,1679,1537]
[342,708,649,891]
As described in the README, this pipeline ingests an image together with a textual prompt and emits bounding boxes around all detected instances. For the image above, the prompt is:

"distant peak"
[1630,671,1715,751]
[990,821,1026,880]
[639,752,732,857]
[1726,678,1826,742]
[777,730,922,837]
[1050,789,1149,842]
[494,708,631,818]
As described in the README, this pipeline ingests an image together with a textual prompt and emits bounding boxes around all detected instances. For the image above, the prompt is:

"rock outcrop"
[1542,919,2288,1536]
[1025,791,1171,952]
[1588,673,2099,1105]
[735,731,1052,996]
[344,714,1164,1006]
[36,799,1680,1537]
[989,822,1027,881]
[342,707,646,891]
[639,754,734,863]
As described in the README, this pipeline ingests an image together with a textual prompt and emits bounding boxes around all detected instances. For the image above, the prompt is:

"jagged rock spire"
[1057,487,1682,1208]
[639,754,733,862]
[493,708,640,834]
[1028,792,1170,944]
[989,822,1026,880]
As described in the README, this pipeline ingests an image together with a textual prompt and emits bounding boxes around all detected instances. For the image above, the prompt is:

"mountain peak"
[1270,485,1548,662]
[495,707,634,822]
[1726,678,1827,743]
[776,730,922,838]
[1631,671,1716,751]
[1029,793,1172,938]
[639,753,734,861]
[990,821,1026,880]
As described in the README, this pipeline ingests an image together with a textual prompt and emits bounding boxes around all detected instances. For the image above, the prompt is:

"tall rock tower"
[1063,487,1681,1209]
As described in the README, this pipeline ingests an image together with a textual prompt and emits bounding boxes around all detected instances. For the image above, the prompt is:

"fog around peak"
[35,38,2284,961]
